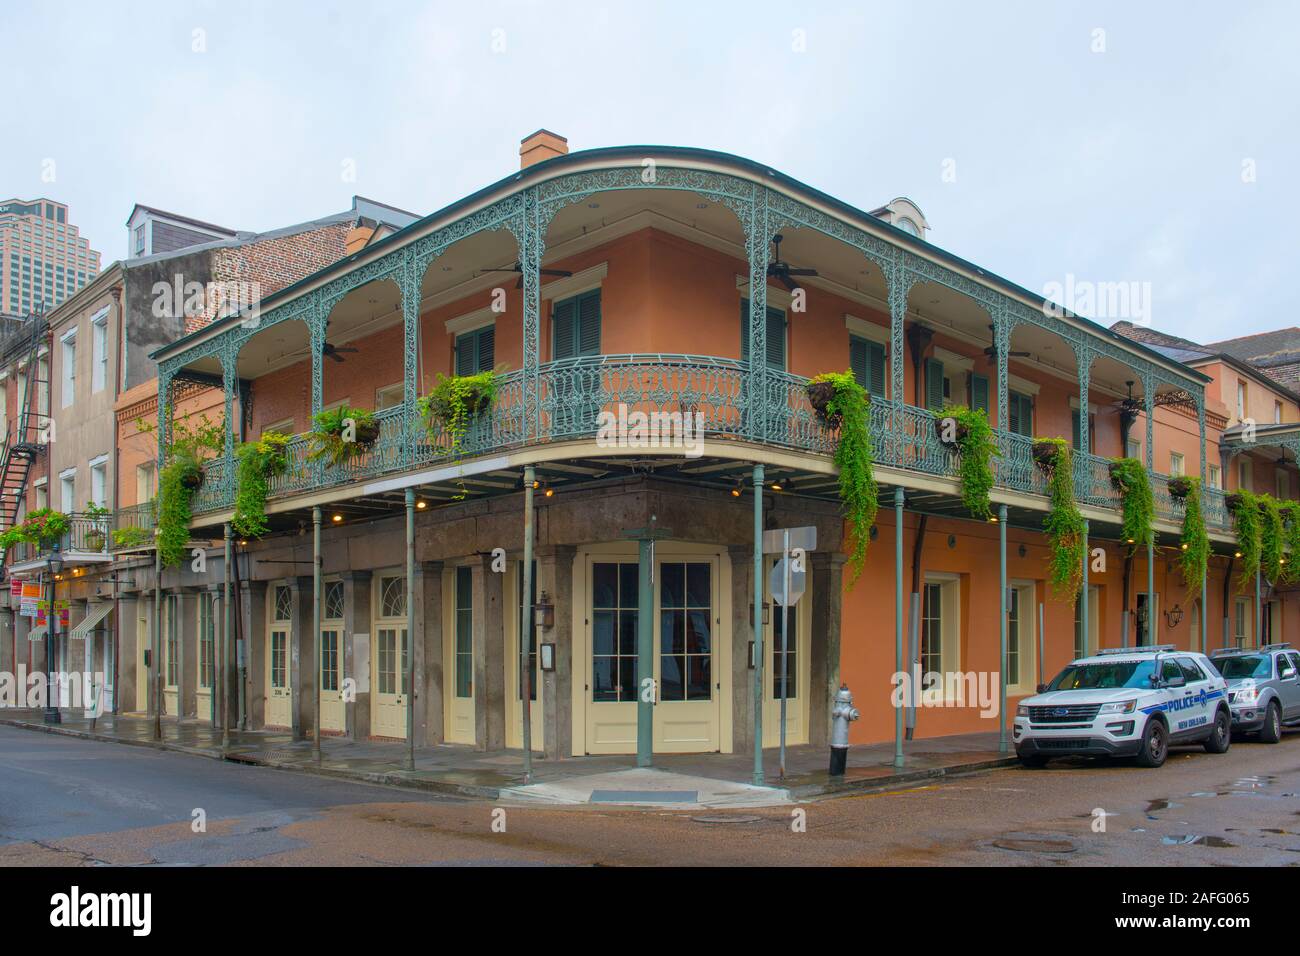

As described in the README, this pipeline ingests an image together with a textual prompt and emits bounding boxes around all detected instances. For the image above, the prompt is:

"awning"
[70,603,112,640]
[27,624,47,641]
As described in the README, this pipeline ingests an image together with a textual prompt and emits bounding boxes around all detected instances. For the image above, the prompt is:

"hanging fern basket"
[1167,476,1193,499]
[806,379,842,429]
[1032,440,1059,475]
[1225,491,1248,513]
[932,416,969,448]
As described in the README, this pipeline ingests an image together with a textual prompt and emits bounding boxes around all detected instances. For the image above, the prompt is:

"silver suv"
[1209,643,1300,743]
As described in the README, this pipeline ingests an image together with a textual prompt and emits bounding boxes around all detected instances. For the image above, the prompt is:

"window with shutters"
[969,373,990,416]
[455,325,495,376]
[739,299,787,370]
[552,289,601,360]
[849,335,886,399]
[924,358,945,411]
[1007,391,1033,437]
[1071,409,1095,452]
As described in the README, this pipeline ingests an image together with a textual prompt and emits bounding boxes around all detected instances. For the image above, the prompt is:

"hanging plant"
[147,412,225,567]
[1178,477,1209,594]
[1227,489,1261,591]
[111,525,152,550]
[308,405,379,466]
[419,370,499,454]
[934,404,998,520]
[809,371,878,587]
[1259,493,1285,584]
[806,377,842,428]
[1167,476,1194,499]
[1037,438,1085,602]
[232,432,292,540]
[0,508,72,550]
[1108,457,1154,554]
[1031,439,1062,476]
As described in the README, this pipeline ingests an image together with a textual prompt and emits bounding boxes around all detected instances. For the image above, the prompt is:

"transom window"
[454,566,473,699]
[380,575,406,618]
[324,581,344,620]
[273,585,292,621]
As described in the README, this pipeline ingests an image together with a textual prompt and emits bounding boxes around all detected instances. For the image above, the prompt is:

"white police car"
[1013,645,1231,768]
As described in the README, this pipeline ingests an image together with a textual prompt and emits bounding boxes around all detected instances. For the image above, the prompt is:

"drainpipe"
[1221,556,1234,649]
[893,486,904,769]
[520,465,535,781]
[223,523,231,751]
[404,488,415,772]
[153,539,161,740]
[905,514,926,740]
[1121,553,1133,648]
[998,503,1008,754]
[312,507,321,765]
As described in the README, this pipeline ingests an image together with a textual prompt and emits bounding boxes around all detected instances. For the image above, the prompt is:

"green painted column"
[1147,538,1155,648]
[521,465,536,780]
[223,523,232,751]
[999,503,1008,754]
[636,536,654,769]
[1080,520,1089,657]
[752,464,765,785]
[312,507,322,765]
[405,488,416,771]
[1256,570,1262,648]
[894,486,904,769]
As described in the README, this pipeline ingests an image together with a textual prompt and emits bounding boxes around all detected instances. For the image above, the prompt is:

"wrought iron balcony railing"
[182,354,1233,533]
[4,511,112,565]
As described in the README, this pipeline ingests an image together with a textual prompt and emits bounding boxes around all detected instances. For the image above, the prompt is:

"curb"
[0,717,1012,804]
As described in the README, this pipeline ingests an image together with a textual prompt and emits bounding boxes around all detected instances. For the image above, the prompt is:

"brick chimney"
[520,129,568,169]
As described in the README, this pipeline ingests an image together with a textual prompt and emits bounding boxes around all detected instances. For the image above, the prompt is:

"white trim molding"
[444,306,498,337]
[844,314,889,345]
[540,262,607,303]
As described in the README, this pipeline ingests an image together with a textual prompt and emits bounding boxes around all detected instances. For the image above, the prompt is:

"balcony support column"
[222,523,231,751]
[742,189,771,443]
[998,502,1008,754]
[887,261,910,466]
[221,350,236,499]
[994,308,1010,458]
[1076,345,1091,494]
[402,248,422,467]
[518,191,543,442]
[751,463,765,785]
[405,488,416,771]
[1197,391,1207,486]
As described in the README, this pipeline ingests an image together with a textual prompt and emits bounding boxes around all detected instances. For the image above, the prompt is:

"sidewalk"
[0,710,1017,806]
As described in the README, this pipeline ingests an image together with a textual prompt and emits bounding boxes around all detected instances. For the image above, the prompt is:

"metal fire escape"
[0,306,51,552]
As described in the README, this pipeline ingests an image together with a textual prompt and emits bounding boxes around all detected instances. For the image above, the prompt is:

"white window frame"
[89,455,108,509]
[261,417,294,438]
[33,476,47,511]
[136,462,156,504]
[59,328,76,408]
[91,309,108,393]
[1239,458,1253,492]
[920,573,962,704]
[1007,581,1037,695]
[1237,380,1247,420]
[375,382,404,411]
[1275,400,1283,425]
[1234,597,1252,649]
[1169,452,1184,477]
[58,467,76,511]
[1208,464,1221,489]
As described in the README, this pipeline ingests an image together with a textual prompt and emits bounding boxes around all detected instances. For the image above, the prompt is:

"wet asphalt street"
[1,724,1298,866]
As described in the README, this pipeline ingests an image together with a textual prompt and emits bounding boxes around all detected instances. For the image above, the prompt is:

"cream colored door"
[135,610,148,712]
[506,560,543,751]
[162,595,179,716]
[319,581,345,733]
[195,594,213,723]
[444,566,475,744]
[580,551,724,755]
[372,575,408,739]
[762,564,811,748]
[265,627,292,727]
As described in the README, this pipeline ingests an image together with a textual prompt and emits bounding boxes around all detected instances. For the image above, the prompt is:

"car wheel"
[1136,718,1168,768]
[1258,701,1282,744]
[1204,708,1231,754]
[1018,752,1048,769]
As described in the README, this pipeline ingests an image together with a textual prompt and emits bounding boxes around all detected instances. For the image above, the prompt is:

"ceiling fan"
[767,234,818,292]
[288,322,358,363]
[480,261,573,289]
[1110,380,1143,425]
[982,324,1030,362]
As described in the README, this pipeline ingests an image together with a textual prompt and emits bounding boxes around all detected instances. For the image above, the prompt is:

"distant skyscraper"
[0,198,102,315]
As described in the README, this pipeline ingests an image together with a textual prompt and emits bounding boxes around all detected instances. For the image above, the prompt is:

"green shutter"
[553,298,576,359]
[456,326,496,375]
[925,358,945,412]
[971,373,989,415]
[740,299,787,370]
[1008,391,1022,435]
[867,342,886,399]
[1009,391,1033,437]
[1071,409,1081,450]
[455,333,474,376]
[577,291,600,356]
[849,336,868,389]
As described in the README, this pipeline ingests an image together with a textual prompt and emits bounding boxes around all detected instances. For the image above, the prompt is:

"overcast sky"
[3,0,1295,343]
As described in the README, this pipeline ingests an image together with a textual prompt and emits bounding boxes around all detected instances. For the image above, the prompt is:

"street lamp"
[44,548,63,724]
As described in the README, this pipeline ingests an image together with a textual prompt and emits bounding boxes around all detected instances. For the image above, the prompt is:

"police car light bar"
[1260,642,1294,651]
[1095,644,1176,656]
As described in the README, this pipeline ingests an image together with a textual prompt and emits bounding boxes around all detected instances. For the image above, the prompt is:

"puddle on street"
[1161,834,1236,848]
[1145,799,1183,814]
[992,836,1076,854]
[690,815,764,825]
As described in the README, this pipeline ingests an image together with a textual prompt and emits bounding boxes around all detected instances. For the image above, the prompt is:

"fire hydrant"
[829,684,860,776]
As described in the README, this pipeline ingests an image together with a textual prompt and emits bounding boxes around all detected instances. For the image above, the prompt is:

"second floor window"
[1237,380,1247,419]
[1071,409,1095,453]
[455,325,495,376]
[60,331,76,407]
[849,335,886,399]
[1275,400,1283,424]
[553,289,601,360]
[1007,390,1033,437]
[1209,464,1221,489]
[1170,452,1184,477]
[92,314,108,393]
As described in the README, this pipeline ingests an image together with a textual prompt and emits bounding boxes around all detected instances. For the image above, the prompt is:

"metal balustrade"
[178,354,1235,533]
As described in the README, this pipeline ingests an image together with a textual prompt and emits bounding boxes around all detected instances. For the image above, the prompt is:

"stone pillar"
[536,545,576,759]
[342,570,372,740]
[0,606,14,684]
[116,594,140,717]
[417,561,444,747]
[178,588,199,719]
[809,552,847,748]
[240,580,267,729]
[472,555,506,751]
[729,545,756,755]
[292,576,313,741]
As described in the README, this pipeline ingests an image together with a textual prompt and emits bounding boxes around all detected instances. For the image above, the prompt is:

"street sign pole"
[780,529,790,779]
[764,526,814,781]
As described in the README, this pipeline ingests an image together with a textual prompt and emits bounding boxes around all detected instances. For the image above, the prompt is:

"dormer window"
[897,217,920,237]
